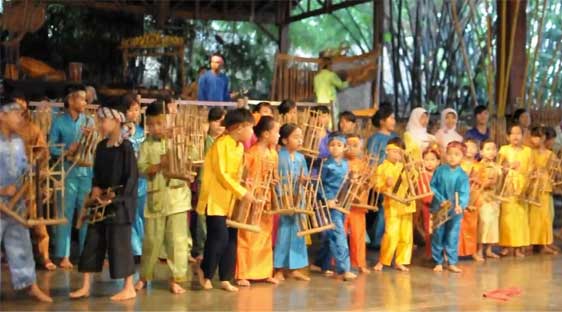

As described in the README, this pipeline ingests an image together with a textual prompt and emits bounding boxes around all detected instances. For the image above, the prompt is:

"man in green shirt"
[314,57,350,126]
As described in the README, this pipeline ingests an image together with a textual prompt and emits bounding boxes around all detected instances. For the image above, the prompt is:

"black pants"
[201,216,237,281]
[78,223,134,279]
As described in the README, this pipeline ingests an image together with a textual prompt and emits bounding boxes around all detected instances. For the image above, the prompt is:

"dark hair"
[346,133,361,141]
[146,100,165,117]
[253,115,276,138]
[211,52,225,66]
[387,137,406,150]
[371,104,394,127]
[208,107,225,122]
[480,139,496,150]
[513,108,528,124]
[474,105,488,116]
[338,111,356,123]
[544,126,557,141]
[327,131,347,144]
[279,123,299,146]
[507,123,522,135]
[224,108,254,129]
[447,141,467,155]
[122,93,139,110]
[530,126,544,137]
[313,105,330,115]
[279,99,296,115]
[64,84,86,108]
[254,102,272,114]
[464,138,479,147]
[9,90,26,102]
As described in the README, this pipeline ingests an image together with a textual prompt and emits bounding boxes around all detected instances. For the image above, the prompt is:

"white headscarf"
[436,108,463,149]
[406,107,433,150]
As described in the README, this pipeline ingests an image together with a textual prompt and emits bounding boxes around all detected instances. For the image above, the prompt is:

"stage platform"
[1,249,561,311]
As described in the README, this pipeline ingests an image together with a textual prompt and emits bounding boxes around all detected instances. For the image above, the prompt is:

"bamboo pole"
[485,0,495,112]
[523,0,548,106]
[498,0,508,117]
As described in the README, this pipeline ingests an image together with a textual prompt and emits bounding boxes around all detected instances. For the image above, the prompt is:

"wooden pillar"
[278,23,289,53]
[277,0,290,53]
[372,0,384,108]
[496,0,527,117]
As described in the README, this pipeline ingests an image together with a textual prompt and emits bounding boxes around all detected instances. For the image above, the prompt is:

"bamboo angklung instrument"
[431,192,459,233]
[348,154,380,211]
[299,108,325,158]
[76,185,123,229]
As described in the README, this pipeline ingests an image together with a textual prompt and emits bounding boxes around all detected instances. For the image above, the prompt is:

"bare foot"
[394,264,409,272]
[291,270,310,281]
[134,280,146,291]
[236,279,251,287]
[197,267,213,290]
[274,270,285,281]
[169,281,186,294]
[220,281,239,292]
[540,246,558,255]
[433,265,443,272]
[515,249,525,258]
[472,254,485,262]
[448,265,462,273]
[44,260,57,271]
[266,277,279,285]
[59,258,73,270]
[500,248,510,257]
[323,270,334,277]
[358,267,371,274]
[309,264,322,273]
[373,262,383,271]
[343,272,357,281]
[110,287,136,301]
[69,287,90,299]
[29,284,53,303]
[485,248,500,259]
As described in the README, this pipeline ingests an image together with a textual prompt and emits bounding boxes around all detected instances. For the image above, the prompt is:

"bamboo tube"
[524,0,548,105]
[498,0,508,117]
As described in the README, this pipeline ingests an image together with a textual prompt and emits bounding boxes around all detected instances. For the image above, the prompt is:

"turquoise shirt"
[278,147,309,194]
[320,157,348,200]
[49,111,94,179]
[366,131,399,163]
[429,164,470,214]
[129,124,147,196]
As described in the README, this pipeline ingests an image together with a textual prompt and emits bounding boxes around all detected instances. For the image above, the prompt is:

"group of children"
[0,87,560,302]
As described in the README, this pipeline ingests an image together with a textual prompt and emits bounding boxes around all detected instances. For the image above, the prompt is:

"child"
[435,108,463,152]
[476,140,502,259]
[236,116,280,286]
[50,84,94,269]
[315,105,333,159]
[123,93,146,259]
[498,124,532,257]
[345,134,370,273]
[373,137,415,272]
[69,104,138,301]
[338,111,357,134]
[196,108,255,292]
[528,127,556,254]
[278,99,298,124]
[430,141,470,273]
[193,107,226,261]
[418,146,441,258]
[134,102,193,294]
[0,100,52,302]
[245,102,273,149]
[458,138,481,260]
[314,132,356,280]
[274,123,311,282]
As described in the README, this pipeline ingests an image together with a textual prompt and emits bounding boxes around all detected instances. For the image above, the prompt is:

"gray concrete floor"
[1,249,561,311]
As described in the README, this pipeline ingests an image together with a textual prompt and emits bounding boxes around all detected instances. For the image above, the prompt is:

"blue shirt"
[464,127,490,143]
[0,133,28,212]
[278,147,309,193]
[129,124,147,196]
[367,131,399,163]
[429,164,470,214]
[318,130,332,159]
[320,157,348,200]
[197,71,230,101]
[49,111,94,179]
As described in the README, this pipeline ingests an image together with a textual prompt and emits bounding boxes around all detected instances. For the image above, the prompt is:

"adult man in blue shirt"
[464,105,490,143]
[197,53,230,102]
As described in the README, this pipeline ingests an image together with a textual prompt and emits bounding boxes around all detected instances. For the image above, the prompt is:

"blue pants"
[131,189,146,256]
[0,216,36,290]
[431,214,462,265]
[315,210,350,274]
[274,215,308,270]
[54,176,91,258]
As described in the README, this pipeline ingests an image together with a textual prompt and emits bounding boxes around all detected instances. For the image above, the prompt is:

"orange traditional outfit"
[458,160,480,257]
[235,144,278,280]
[344,157,368,269]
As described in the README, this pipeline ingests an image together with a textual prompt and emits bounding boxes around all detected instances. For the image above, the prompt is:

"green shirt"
[313,69,349,103]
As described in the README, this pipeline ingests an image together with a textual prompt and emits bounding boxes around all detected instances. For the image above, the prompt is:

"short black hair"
[506,123,522,135]
[224,108,254,129]
[9,89,26,102]
[338,111,356,123]
[146,100,165,117]
[474,105,488,116]
[544,127,557,141]
[278,99,296,115]
[530,126,544,137]
[254,101,272,114]
[371,104,394,127]
[480,138,496,150]
[64,84,86,108]
[313,105,330,115]
[208,107,226,122]
[387,137,405,150]
[512,108,528,124]
[121,93,139,110]
[279,123,299,146]
[253,115,276,138]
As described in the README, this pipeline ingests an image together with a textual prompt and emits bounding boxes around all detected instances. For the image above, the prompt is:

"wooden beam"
[288,0,372,23]
[255,23,278,42]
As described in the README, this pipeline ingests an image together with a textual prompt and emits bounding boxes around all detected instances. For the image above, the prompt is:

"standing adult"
[464,105,490,143]
[314,56,350,125]
[197,53,230,102]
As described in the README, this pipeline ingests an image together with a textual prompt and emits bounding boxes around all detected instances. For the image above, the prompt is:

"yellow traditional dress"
[235,145,278,280]
[528,148,554,245]
[477,161,502,244]
[498,145,532,247]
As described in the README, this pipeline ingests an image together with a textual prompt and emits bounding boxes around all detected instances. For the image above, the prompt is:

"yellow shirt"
[498,144,532,196]
[196,134,247,216]
[531,148,554,193]
[375,159,416,216]
[138,137,192,218]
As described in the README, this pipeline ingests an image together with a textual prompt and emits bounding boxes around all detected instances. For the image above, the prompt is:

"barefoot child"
[418,146,441,258]
[476,140,502,259]
[196,108,255,292]
[0,100,53,302]
[236,116,280,286]
[373,138,415,272]
[458,139,481,260]
[430,141,470,273]
[69,104,138,301]
[274,123,311,282]
[134,102,193,294]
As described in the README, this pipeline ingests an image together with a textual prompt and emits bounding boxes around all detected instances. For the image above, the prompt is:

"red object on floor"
[483,287,523,301]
